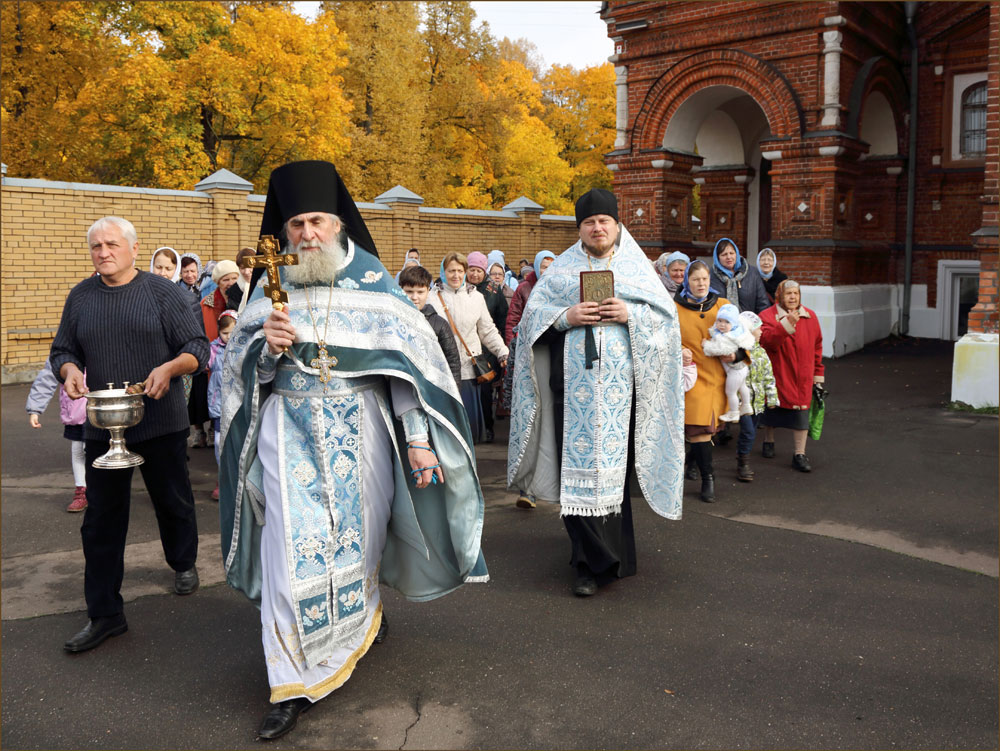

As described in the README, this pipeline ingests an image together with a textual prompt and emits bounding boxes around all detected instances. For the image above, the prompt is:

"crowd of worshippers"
[40,158,824,742]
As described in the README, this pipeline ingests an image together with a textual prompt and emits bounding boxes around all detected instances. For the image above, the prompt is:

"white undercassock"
[257,374,418,703]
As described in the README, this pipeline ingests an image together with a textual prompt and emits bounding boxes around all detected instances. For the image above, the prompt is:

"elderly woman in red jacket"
[758,279,824,472]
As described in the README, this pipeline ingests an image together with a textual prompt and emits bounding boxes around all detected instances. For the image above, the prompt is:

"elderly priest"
[218,160,487,741]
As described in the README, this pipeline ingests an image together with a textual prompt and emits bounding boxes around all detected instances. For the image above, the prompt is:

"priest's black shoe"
[572,575,598,597]
[258,698,312,741]
[374,614,388,644]
[64,614,128,653]
[174,566,199,595]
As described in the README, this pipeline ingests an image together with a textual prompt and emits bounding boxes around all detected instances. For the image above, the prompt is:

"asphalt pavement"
[1,337,997,750]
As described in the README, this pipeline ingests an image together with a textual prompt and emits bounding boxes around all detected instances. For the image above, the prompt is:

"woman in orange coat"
[674,260,731,502]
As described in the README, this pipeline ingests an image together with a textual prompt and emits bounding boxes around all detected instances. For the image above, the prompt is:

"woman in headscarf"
[466,251,509,443]
[673,260,731,502]
[710,237,770,314]
[505,250,556,344]
[149,247,181,282]
[428,252,509,443]
[756,247,787,302]
[654,250,690,295]
[758,279,824,472]
[487,249,518,300]
[200,260,240,342]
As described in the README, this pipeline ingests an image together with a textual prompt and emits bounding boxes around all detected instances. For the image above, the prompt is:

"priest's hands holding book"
[263,307,296,355]
[566,298,628,326]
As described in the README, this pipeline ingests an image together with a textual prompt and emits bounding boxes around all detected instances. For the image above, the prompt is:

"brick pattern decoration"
[0,179,580,378]
[604,1,989,300]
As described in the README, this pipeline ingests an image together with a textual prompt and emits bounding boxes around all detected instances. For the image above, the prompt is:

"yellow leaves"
[496,115,574,214]
[1,0,616,214]
[542,62,616,201]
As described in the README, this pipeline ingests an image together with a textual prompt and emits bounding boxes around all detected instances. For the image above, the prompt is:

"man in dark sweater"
[50,216,210,654]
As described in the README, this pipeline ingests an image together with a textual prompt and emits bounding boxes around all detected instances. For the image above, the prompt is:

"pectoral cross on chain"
[311,346,338,384]
[239,235,299,310]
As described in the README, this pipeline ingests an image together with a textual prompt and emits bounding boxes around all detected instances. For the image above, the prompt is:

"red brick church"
[601,1,997,404]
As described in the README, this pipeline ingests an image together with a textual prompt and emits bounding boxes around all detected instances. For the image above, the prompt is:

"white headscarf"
[149,247,181,282]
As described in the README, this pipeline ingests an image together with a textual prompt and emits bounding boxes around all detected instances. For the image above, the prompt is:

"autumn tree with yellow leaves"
[1,0,614,212]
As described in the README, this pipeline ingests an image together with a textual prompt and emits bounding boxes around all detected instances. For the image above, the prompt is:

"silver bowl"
[86,388,145,468]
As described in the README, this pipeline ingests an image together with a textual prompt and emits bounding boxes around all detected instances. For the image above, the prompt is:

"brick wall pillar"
[763,137,868,286]
[502,197,545,259]
[608,149,703,258]
[967,2,999,334]
[193,169,254,263]
[373,185,423,272]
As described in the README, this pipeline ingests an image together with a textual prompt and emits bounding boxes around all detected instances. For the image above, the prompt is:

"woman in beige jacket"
[429,252,509,443]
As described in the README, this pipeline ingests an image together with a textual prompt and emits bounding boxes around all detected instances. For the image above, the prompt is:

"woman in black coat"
[709,237,771,314]
[756,247,788,302]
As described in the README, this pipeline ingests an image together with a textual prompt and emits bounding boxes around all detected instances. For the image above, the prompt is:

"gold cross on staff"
[239,235,299,310]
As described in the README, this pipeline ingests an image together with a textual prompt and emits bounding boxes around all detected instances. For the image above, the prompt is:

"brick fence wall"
[0,170,580,382]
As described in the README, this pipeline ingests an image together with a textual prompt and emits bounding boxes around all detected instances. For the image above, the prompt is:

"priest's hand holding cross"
[242,235,300,355]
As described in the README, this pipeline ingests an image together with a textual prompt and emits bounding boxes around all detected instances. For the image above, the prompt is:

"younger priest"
[507,189,685,597]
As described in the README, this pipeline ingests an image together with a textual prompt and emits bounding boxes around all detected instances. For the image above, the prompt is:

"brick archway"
[631,48,805,151]
[846,56,909,154]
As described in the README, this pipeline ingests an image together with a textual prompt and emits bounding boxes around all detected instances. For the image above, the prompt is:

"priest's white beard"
[283,237,347,285]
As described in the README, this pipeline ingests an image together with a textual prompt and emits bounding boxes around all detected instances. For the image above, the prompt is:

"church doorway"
[662,85,772,261]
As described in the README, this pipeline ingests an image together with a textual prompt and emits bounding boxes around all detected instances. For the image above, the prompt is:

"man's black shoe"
[374,614,388,644]
[64,614,128,653]
[258,698,312,741]
[174,567,199,595]
[572,575,598,597]
[485,429,495,443]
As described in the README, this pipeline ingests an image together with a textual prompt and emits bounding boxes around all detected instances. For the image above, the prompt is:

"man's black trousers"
[83,430,199,618]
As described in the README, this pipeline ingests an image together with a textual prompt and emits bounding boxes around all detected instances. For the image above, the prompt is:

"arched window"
[960,82,987,158]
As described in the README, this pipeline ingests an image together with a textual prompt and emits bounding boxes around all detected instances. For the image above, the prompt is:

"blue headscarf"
[487,249,519,291]
[439,258,466,289]
[533,250,556,279]
[712,237,746,278]
[756,247,777,281]
[679,260,721,303]
[654,250,690,276]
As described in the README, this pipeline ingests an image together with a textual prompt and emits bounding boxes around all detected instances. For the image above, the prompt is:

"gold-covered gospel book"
[579,270,614,304]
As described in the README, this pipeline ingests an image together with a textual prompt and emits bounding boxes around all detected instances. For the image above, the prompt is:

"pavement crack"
[400,694,423,750]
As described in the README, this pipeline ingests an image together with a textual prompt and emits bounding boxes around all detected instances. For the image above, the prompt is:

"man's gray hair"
[87,216,137,247]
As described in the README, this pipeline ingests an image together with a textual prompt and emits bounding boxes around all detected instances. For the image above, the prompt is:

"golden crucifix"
[239,235,299,310]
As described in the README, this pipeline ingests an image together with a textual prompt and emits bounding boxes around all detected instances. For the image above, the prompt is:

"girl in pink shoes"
[26,357,89,512]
